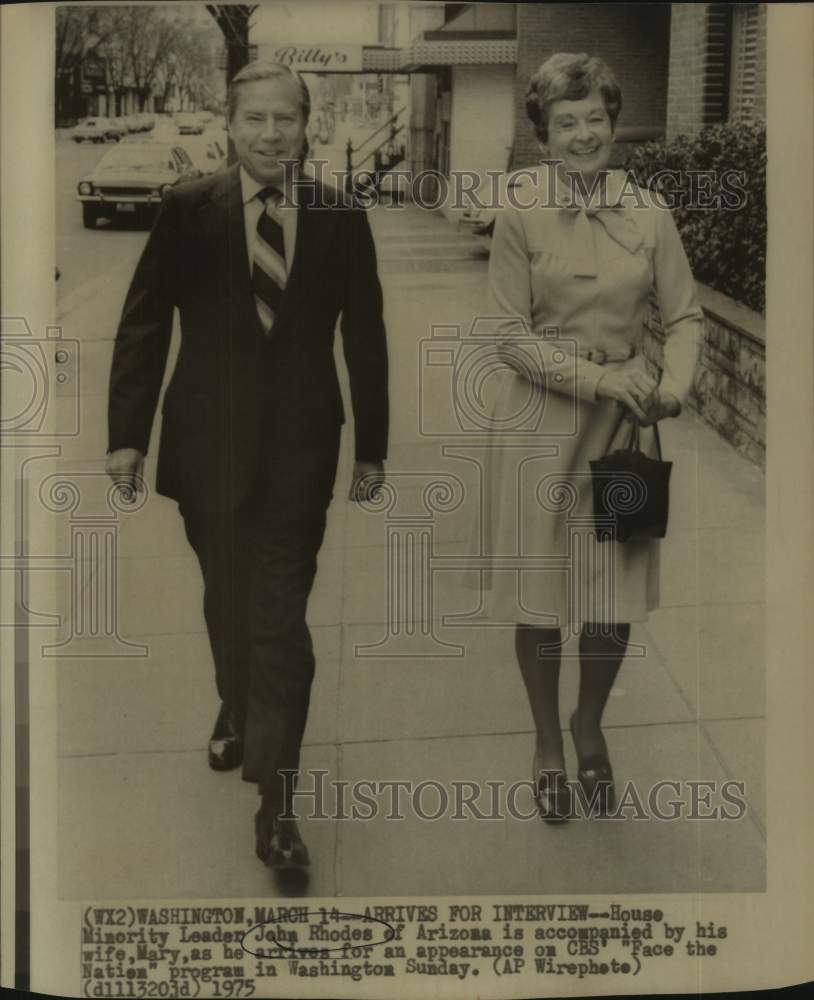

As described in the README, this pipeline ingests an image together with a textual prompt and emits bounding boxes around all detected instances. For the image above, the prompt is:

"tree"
[55,4,224,122]
[171,25,216,111]
[55,6,114,123]
[113,6,180,111]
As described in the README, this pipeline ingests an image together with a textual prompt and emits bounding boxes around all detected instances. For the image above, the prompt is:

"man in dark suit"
[106,62,388,871]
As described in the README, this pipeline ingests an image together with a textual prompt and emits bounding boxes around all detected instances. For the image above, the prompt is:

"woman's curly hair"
[526,53,622,144]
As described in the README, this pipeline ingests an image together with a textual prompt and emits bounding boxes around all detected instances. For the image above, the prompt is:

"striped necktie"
[252,186,287,335]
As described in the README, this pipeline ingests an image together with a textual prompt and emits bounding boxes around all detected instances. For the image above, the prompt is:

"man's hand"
[349,460,385,502]
[105,447,146,494]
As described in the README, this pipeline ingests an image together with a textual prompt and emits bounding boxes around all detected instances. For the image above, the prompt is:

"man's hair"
[227,61,311,123]
[526,53,622,144]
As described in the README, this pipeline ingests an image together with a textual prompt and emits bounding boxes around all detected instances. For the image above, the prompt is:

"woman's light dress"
[472,166,704,626]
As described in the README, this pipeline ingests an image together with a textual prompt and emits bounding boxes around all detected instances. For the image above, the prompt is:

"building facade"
[376,2,769,465]
[666,2,767,137]
[396,2,767,190]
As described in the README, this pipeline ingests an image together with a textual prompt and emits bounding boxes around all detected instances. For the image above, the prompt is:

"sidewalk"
[55,202,766,899]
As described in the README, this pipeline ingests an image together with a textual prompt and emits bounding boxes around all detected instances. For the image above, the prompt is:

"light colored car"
[76,141,201,228]
[175,135,227,175]
[134,113,155,132]
[72,117,114,143]
[103,118,125,141]
[175,111,204,135]
[127,133,227,176]
[109,117,129,140]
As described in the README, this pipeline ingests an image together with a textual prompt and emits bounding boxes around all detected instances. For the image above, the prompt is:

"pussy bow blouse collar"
[549,167,645,278]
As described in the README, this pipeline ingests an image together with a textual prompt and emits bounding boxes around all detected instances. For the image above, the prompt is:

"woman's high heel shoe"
[533,763,571,823]
[569,712,615,816]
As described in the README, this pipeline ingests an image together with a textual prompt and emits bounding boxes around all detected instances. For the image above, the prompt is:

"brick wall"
[752,5,767,120]
[664,2,763,137]
[664,5,708,136]
[643,288,766,467]
[512,3,672,169]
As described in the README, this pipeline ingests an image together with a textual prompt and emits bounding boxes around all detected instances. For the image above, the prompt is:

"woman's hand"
[595,368,659,423]
[634,388,681,426]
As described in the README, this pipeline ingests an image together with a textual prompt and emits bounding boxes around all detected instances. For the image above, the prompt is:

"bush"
[623,121,766,313]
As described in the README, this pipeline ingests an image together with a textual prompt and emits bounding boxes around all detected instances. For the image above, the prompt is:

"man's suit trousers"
[180,428,341,806]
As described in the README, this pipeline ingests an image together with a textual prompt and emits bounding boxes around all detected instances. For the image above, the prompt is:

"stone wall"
[644,284,766,467]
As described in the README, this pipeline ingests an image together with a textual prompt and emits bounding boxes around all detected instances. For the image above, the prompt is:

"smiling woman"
[474,51,705,825]
[526,52,622,151]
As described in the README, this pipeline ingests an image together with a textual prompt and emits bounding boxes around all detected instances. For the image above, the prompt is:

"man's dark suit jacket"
[108,163,389,512]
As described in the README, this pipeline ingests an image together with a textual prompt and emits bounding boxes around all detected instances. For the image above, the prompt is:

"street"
[52,134,767,899]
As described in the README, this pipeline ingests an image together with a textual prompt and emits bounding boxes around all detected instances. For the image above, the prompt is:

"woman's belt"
[577,345,638,365]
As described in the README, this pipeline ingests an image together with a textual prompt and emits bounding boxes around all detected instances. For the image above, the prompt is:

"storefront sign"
[258,43,362,73]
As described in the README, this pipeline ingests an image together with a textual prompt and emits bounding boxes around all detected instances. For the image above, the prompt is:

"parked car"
[126,133,226,176]
[175,111,204,135]
[133,113,155,132]
[122,115,141,133]
[175,135,226,175]
[104,118,126,141]
[108,117,129,140]
[72,117,114,143]
[76,141,201,228]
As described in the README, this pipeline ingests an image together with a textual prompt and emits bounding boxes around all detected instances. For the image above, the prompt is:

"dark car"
[76,141,201,228]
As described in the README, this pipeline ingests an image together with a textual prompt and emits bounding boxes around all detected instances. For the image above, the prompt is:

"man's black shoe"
[208,704,243,771]
[255,813,310,869]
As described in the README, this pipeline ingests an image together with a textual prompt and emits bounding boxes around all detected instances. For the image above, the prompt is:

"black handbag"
[590,414,672,542]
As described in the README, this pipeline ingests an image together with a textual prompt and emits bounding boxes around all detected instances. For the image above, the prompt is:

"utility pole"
[205,4,257,162]
[206,4,256,85]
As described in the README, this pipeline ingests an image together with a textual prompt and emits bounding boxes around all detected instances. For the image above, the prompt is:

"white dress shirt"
[239,165,299,277]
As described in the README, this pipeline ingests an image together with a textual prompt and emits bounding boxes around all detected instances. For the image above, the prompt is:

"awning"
[361,47,405,72]
[400,38,516,71]
[361,38,516,74]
